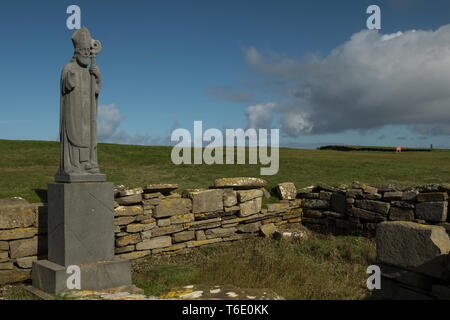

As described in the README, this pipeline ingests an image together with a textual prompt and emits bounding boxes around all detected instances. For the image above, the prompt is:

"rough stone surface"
[116,194,142,205]
[388,207,414,221]
[355,200,390,215]
[114,205,143,216]
[10,236,46,259]
[153,198,192,218]
[417,192,448,202]
[259,223,277,237]
[187,189,223,214]
[376,221,450,280]
[223,189,237,207]
[214,177,267,189]
[144,184,178,194]
[239,198,262,217]
[136,236,172,250]
[276,183,297,200]
[172,231,195,243]
[415,201,448,222]
[0,227,37,241]
[237,189,263,202]
[0,204,35,229]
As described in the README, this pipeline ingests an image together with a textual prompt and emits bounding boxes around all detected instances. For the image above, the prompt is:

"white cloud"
[243,25,450,136]
[97,103,169,145]
[98,104,123,140]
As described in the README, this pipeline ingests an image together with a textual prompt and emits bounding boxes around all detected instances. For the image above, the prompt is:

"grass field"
[132,234,376,300]
[1,139,449,203]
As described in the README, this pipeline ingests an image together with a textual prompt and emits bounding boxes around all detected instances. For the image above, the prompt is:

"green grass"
[1,139,450,203]
[132,234,376,300]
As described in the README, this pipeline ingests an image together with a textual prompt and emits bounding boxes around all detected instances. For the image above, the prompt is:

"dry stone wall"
[1,178,450,293]
[294,181,450,237]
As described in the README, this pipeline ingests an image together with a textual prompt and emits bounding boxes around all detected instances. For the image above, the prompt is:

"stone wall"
[0,178,302,285]
[295,181,450,237]
[1,178,449,291]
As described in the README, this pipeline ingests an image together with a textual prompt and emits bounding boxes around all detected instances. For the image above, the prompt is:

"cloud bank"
[244,25,450,137]
[98,104,167,145]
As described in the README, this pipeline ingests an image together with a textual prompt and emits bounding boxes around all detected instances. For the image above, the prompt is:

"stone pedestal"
[32,182,132,294]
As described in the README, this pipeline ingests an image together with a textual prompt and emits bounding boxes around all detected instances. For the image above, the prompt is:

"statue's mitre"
[72,27,92,49]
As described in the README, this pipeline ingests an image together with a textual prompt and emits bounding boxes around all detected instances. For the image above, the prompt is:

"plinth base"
[32,258,132,294]
[55,172,107,183]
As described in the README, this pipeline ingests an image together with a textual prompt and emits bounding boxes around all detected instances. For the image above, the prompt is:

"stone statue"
[56,27,106,182]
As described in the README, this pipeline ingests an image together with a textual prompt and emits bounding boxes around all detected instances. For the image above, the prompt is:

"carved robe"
[58,58,101,175]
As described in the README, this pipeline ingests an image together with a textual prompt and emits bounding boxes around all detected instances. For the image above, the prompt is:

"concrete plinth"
[47,182,114,266]
[32,181,132,294]
[32,258,132,294]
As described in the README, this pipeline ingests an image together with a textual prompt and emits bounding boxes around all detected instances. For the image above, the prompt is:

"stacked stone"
[114,184,181,259]
[0,198,47,285]
[375,221,450,300]
[295,182,450,238]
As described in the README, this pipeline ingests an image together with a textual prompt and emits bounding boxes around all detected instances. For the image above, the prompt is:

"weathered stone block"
[350,207,386,222]
[10,236,46,259]
[153,198,192,218]
[237,221,261,233]
[136,236,172,250]
[376,221,450,280]
[205,227,237,238]
[417,192,448,202]
[301,199,329,209]
[259,223,277,237]
[355,199,390,215]
[239,198,262,217]
[331,192,346,213]
[16,256,37,269]
[223,189,237,207]
[0,269,31,285]
[214,177,267,189]
[0,227,37,241]
[383,191,403,201]
[114,216,136,226]
[0,204,35,229]
[116,194,142,205]
[172,231,196,243]
[126,224,145,233]
[415,201,448,222]
[237,189,263,202]
[170,213,195,225]
[267,202,290,213]
[276,182,297,200]
[115,233,141,247]
[188,189,223,213]
[389,207,414,221]
[114,205,143,216]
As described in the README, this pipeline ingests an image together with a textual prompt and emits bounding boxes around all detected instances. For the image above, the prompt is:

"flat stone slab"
[32,258,132,294]
[376,221,450,280]
[159,284,284,300]
[214,177,267,189]
[144,184,178,193]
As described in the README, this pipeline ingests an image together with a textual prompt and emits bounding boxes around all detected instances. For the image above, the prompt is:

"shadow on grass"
[33,189,47,203]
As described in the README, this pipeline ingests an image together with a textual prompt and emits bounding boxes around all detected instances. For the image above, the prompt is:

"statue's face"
[75,46,90,67]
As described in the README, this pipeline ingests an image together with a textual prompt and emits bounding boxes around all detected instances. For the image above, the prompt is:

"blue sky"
[1,0,450,148]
